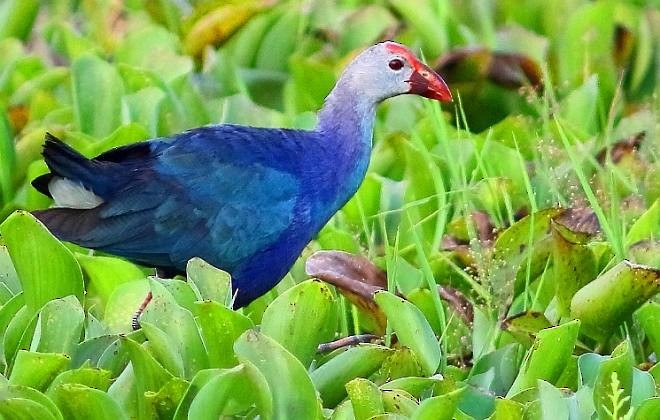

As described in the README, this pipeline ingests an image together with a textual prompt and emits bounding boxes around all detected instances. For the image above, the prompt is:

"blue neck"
[314,82,377,216]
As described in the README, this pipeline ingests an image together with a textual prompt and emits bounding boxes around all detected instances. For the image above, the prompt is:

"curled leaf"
[306,250,386,332]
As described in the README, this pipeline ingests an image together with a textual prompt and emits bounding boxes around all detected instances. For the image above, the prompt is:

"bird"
[31,41,452,309]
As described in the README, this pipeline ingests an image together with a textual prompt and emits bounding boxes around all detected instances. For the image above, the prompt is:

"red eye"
[388,58,404,70]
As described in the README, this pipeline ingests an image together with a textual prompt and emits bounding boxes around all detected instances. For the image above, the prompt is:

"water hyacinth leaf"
[0,113,15,206]
[104,279,150,334]
[0,384,62,420]
[346,378,385,420]
[501,312,552,347]
[570,260,659,341]
[71,53,123,138]
[156,279,197,313]
[33,295,84,355]
[631,368,655,409]
[50,384,126,420]
[552,223,598,317]
[626,198,659,247]
[490,398,524,420]
[107,363,138,418]
[3,304,36,369]
[46,367,112,394]
[371,347,425,384]
[71,335,119,370]
[187,366,259,419]
[140,279,208,379]
[121,336,176,418]
[312,344,393,407]
[536,379,570,419]
[635,397,660,420]
[186,257,232,306]
[76,254,145,317]
[144,377,189,419]
[470,344,521,396]
[193,301,253,369]
[0,246,21,294]
[0,295,23,370]
[635,302,660,355]
[507,320,580,397]
[410,386,464,420]
[184,2,263,58]
[374,291,441,376]
[9,351,70,391]
[261,279,337,367]
[379,376,444,399]
[0,211,84,313]
[254,7,302,72]
[593,340,634,419]
[382,389,419,416]
[173,369,223,419]
[0,0,40,41]
[234,330,321,419]
[139,321,184,378]
[489,208,563,304]
[306,250,387,333]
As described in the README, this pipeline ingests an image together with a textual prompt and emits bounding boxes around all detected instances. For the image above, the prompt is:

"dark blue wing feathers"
[34,126,312,283]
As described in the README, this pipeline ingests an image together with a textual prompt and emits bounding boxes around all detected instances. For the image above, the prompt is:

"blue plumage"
[32,42,451,307]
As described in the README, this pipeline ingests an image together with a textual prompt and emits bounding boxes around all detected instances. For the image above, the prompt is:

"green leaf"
[186,366,256,419]
[382,389,419,416]
[104,279,150,334]
[193,301,253,369]
[411,387,464,420]
[0,211,84,313]
[571,260,659,341]
[379,376,444,399]
[261,279,337,367]
[635,397,660,420]
[490,398,524,420]
[311,344,393,407]
[71,53,124,137]
[346,378,385,420]
[374,291,441,376]
[76,254,145,317]
[234,330,322,419]
[552,223,597,317]
[0,383,62,420]
[635,302,660,356]
[121,336,176,418]
[0,292,24,368]
[507,320,580,397]
[50,384,126,420]
[139,322,184,377]
[0,112,15,206]
[0,0,40,41]
[140,279,208,378]
[186,257,232,306]
[593,341,634,419]
[626,198,659,247]
[32,296,84,355]
[3,304,36,369]
[9,351,70,391]
[46,367,112,394]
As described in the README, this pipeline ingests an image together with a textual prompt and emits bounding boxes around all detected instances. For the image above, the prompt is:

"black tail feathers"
[31,133,94,197]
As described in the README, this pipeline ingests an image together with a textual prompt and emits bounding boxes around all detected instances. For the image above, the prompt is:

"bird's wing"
[37,125,306,270]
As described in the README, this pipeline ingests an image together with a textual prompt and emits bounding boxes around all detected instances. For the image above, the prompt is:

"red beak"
[407,62,452,103]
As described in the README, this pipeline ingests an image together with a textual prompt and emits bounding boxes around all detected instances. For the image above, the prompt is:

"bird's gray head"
[337,41,453,104]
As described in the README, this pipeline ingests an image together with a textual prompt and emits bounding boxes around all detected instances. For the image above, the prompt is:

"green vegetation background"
[0,0,658,419]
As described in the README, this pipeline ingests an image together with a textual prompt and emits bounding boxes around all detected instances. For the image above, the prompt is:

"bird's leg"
[131,268,179,330]
[131,291,153,330]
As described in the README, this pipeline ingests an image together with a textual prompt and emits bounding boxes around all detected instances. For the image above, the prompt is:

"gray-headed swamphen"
[32,41,452,309]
